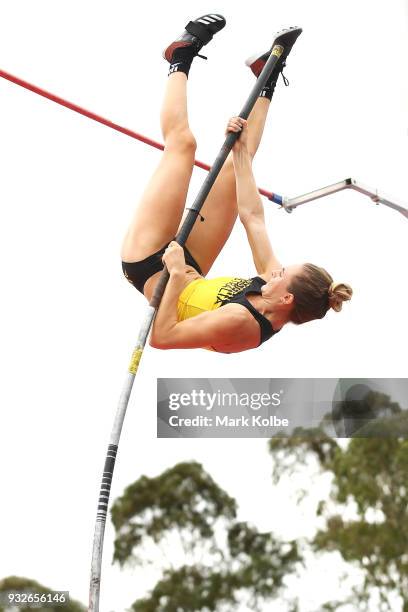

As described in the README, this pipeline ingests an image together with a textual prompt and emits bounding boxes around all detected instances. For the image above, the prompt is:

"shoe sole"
[246,27,302,76]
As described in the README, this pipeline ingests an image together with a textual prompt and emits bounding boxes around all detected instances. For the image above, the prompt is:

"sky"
[0,1,407,611]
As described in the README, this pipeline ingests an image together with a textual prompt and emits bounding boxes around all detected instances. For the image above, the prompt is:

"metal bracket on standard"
[279,178,408,219]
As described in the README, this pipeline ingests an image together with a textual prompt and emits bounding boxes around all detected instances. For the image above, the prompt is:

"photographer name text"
[168,414,289,428]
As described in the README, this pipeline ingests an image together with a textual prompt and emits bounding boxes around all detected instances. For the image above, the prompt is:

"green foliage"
[348,411,408,438]
[330,387,405,438]
[111,461,237,566]
[227,522,300,597]
[269,432,408,610]
[0,577,85,612]
[314,438,408,606]
[269,428,339,483]
[112,461,301,611]
[130,566,237,612]
[130,556,300,612]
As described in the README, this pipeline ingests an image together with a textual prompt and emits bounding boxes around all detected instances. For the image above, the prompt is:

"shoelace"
[280,62,290,86]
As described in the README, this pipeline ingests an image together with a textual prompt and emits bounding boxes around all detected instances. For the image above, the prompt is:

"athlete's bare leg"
[182,96,271,275]
[121,72,196,262]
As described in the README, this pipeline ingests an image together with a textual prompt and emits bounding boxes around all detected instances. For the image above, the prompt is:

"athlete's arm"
[228,117,282,275]
[150,303,246,350]
[150,242,247,350]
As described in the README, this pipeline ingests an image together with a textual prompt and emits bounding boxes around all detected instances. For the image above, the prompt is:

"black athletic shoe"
[163,14,226,62]
[246,27,302,84]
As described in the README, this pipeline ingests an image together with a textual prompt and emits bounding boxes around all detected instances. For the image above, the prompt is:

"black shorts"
[122,242,202,294]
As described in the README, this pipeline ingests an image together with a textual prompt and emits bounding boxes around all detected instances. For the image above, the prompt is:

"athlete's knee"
[165,128,197,155]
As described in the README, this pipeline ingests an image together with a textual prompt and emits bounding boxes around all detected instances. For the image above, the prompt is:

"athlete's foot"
[246,27,303,87]
[163,14,226,65]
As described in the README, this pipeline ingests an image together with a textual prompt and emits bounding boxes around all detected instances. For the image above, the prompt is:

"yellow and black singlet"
[177,276,279,346]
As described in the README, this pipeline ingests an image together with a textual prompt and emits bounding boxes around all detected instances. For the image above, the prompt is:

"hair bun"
[328,282,353,312]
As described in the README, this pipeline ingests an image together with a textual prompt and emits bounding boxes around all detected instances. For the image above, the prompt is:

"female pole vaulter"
[121,14,352,354]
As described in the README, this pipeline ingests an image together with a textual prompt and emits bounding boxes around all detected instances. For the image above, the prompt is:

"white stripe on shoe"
[210,14,224,20]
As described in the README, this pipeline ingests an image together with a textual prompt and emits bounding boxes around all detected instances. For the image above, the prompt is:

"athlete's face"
[261,264,304,305]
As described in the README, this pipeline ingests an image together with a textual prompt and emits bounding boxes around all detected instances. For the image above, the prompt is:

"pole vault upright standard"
[88,27,303,612]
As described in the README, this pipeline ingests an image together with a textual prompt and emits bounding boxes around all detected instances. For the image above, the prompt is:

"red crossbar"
[0,68,275,200]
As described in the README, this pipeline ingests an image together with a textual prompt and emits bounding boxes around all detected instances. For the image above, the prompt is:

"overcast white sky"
[1,1,407,611]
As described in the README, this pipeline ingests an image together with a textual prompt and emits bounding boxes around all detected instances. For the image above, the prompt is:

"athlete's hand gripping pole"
[89,26,302,612]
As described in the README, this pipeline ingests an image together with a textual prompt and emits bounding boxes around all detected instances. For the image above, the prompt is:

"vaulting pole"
[87,27,302,612]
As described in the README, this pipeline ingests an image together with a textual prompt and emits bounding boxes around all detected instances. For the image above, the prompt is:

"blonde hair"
[288,263,353,324]
[328,281,353,313]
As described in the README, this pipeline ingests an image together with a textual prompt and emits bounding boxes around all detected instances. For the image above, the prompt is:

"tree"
[269,431,408,611]
[111,461,301,611]
[330,383,405,438]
